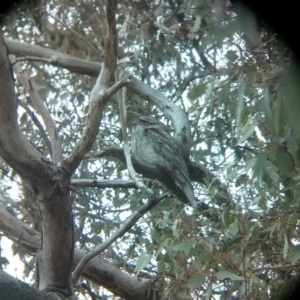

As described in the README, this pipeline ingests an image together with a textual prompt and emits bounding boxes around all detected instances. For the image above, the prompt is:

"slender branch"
[14,55,58,64]
[71,179,138,189]
[17,100,52,156]
[72,193,166,284]
[11,57,63,163]
[253,264,300,272]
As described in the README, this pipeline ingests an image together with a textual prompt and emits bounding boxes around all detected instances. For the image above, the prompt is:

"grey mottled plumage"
[131,116,196,205]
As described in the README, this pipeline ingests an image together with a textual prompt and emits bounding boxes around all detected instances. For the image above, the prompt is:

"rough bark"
[0,270,58,300]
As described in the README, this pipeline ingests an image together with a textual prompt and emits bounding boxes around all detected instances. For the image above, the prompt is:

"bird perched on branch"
[131,116,197,206]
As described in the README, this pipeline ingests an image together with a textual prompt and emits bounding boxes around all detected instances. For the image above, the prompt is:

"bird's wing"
[144,127,196,205]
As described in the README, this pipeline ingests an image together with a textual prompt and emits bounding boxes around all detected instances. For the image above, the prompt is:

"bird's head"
[132,116,170,132]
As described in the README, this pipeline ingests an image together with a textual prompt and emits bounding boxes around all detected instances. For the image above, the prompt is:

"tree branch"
[71,179,138,189]
[0,33,52,184]
[0,270,58,300]
[5,38,101,77]
[60,0,122,175]
[17,100,52,156]
[72,193,165,284]
[12,58,63,163]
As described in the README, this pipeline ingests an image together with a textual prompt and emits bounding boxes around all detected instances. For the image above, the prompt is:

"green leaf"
[283,232,289,260]
[245,157,257,172]
[134,252,152,275]
[226,221,240,239]
[236,81,246,135]
[191,15,201,33]
[171,260,181,279]
[119,14,129,37]
[248,225,260,239]
[235,174,249,187]
[264,160,280,185]
[244,243,257,254]
[221,210,235,227]
[206,280,213,298]
[286,244,300,263]
[283,62,300,133]
[215,271,244,281]
[261,87,276,135]
[187,83,207,100]
[236,116,256,144]
[288,214,300,224]
[159,198,175,211]
[274,91,286,136]
[151,228,161,243]
[172,218,180,238]
[157,257,166,274]
[226,50,238,62]
[274,146,295,177]
[187,274,205,288]
[253,152,267,182]
[173,241,195,255]
[199,253,213,263]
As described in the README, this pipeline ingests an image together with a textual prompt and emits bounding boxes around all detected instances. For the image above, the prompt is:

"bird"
[131,116,197,206]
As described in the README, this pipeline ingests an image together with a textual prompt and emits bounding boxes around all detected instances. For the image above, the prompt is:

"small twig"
[18,100,52,155]
[14,56,57,64]
[253,264,300,272]
[71,179,138,189]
